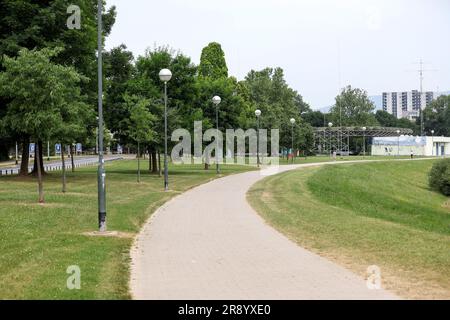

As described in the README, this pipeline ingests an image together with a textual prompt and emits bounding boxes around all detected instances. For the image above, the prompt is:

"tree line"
[1,1,449,201]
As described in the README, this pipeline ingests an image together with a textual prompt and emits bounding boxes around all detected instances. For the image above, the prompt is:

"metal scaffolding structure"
[314,127,414,155]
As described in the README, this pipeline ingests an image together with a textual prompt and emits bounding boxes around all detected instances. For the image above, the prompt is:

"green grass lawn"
[0,160,253,299]
[247,160,450,299]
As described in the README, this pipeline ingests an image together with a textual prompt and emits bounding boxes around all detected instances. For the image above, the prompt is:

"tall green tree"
[240,67,313,152]
[0,48,87,202]
[330,86,378,126]
[0,0,116,168]
[198,42,228,80]
[103,44,135,145]
[127,95,155,182]
[424,95,450,137]
[132,46,197,171]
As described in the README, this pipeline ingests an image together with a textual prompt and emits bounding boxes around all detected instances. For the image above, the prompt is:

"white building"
[382,90,435,120]
[371,136,450,157]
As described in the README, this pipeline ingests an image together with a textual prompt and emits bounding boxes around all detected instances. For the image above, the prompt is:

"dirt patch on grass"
[82,231,135,239]
[0,201,68,208]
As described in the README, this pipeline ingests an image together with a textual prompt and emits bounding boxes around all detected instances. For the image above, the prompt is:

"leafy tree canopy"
[424,95,450,137]
[0,47,89,141]
[198,42,228,80]
[330,85,378,126]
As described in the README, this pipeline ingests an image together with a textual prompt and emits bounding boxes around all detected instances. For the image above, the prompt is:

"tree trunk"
[151,150,158,174]
[147,148,153,172]
[32,140,45,175]
[61,144,66,193]
[36,143,44,203]
[19,137,30,176]
[158,150,162,177]
[70,144,75,172]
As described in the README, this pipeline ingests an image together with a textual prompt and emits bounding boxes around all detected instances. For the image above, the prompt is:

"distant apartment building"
[382,90,435,120]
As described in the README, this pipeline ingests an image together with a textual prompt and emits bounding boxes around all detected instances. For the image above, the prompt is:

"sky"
[105,0,450,109]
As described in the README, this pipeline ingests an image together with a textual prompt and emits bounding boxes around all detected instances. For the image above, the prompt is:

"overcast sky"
[105,0,450,109]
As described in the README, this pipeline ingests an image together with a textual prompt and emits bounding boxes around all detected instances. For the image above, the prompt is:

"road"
[0,155,124,175]
[130,161,399,300]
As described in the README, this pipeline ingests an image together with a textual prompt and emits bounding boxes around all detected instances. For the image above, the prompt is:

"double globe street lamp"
[159,68,172,191]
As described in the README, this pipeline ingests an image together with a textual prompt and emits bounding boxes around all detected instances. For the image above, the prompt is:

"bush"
[429,159,450,196]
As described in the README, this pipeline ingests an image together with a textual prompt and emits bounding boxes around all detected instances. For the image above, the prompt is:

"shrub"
[429,159,450,196]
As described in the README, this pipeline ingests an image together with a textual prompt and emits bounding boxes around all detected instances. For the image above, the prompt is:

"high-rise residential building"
[382,90,435,120]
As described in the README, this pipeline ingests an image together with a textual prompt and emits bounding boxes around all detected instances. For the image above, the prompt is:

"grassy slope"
[247,160,450,299]
[0,160,252,299]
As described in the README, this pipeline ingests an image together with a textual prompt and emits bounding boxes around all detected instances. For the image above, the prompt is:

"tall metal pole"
[15,141,18,165]
[257,117,260,167]
[419,60,424,137]
[216,106,220,174]
[291,124,294,164]
[164,82,169,191]
[431,131,434,157]
[97,0,107,232]
[363,133,366,157]
[137,141,140,183]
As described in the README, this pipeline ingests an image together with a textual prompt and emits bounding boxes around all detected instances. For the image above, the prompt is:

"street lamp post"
[362,127,367,157]
[212,96,221,174]
[97,0,107,232]
[15,141,18,165]
[396,130,401,157]
[328,122,333,157]
[431,130,435,156]
[159,68,172,191]
[255,110,261,167]
[290,118,296,163]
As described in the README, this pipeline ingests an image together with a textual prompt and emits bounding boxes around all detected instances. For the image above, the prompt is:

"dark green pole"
[97,0,106,232]
[216,106,220,174]
[257,117,260,167]
[291,124,294,164]
[164,82,169,191]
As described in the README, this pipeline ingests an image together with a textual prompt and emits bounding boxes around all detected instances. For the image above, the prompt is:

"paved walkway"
[131,161,398,300]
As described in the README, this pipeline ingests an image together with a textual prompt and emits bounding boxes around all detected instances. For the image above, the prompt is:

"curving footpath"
[130,161,399,300]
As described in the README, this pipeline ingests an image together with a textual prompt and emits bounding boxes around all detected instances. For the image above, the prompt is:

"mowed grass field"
[0,160,253,299]
[247,160,450,299]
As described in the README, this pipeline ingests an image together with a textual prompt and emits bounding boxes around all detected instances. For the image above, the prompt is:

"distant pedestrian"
[410,150,414,159]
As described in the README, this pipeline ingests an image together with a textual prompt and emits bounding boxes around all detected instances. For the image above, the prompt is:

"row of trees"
[1,2,448,202]
[0,0,116,166]
[0,1,315,201]
[101,42,316,170]
[302,86,420,133]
